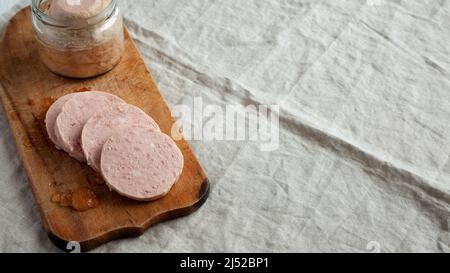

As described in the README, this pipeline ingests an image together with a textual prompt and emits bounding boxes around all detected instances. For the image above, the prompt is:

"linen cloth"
[0,0,449,252]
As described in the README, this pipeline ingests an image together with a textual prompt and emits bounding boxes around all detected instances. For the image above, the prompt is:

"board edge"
[48,178,210,252]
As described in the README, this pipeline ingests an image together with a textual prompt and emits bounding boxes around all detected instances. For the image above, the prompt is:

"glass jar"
[31,0,124,78]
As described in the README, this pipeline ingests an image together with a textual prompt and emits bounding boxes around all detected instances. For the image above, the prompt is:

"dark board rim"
[48,179,210,252]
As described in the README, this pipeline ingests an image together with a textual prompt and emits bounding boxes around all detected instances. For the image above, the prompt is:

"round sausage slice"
[54,91,125,162]
[81,103,160,171]
[45,93,77,149]
[101,129,184,201]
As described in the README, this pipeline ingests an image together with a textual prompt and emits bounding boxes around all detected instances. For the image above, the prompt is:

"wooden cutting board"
[0,7,209,252]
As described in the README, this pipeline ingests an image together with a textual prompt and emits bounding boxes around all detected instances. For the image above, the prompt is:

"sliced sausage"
[45,93,77,149]
[81,103,160,171]
[100,129,184,201]
[54,91,125,162]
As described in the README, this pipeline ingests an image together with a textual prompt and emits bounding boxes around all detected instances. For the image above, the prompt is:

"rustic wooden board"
[0,7,209,252]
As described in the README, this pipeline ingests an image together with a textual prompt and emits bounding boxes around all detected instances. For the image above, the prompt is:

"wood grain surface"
[0,7,209,252]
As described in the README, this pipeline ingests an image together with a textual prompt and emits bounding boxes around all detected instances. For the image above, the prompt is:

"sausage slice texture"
[101,129,184,201]
[54,91,125,162]
[81,103,160,171]
[45,93,77,149]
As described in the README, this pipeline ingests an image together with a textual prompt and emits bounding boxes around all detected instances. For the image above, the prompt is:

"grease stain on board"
[51,187,100,212]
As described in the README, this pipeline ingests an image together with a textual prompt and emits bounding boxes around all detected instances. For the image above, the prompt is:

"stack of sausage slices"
[45,91,184,201]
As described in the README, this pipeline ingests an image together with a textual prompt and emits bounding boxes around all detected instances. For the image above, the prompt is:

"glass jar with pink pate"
[31,0,124,78]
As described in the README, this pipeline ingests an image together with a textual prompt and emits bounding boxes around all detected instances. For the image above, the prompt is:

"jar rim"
[31,0,118,28]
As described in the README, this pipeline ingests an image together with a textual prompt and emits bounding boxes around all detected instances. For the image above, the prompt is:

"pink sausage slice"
[45,93,77,149]
[81,103,160,172]
[101,129,184,201]
[54,91,125,162]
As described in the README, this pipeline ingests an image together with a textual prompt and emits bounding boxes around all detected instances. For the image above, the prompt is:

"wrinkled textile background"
[1,0,450,253]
